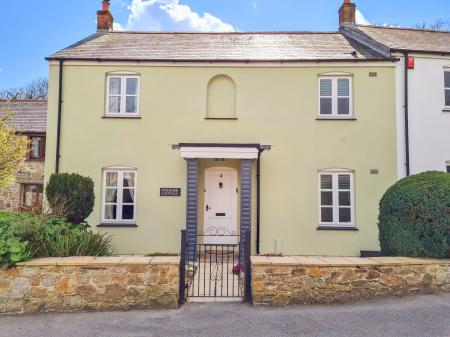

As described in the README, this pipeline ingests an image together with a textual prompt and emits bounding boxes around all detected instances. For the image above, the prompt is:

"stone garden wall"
[252,256,450,306]
[0,256,179,315]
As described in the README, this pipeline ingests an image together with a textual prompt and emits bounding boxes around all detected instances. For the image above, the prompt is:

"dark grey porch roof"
[47,31,392,62]
[0,100,47,133]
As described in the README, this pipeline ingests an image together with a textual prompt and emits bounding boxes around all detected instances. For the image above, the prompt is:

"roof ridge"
[0,99,48,102]
[359,24,450,34]
[108,31,341,35]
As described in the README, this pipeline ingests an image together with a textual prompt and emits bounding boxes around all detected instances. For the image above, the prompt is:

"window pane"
[30,137,41,158]
[104,205,117,220]
[339,208,351,223]
[337,78,350,96]
[338,174,351,190]
[108,96,121,113]
[320,79,332,96]
[123,188,135,203]
[122,205,134,220]
[126,96,137,113]
[126,78,138,95]
[337,98,350,115]
[447,165,450,173]
[446,89,450,106]
[106,172,118,187]
[321,191,333,206]
[339,191,351,206]
[123,172,135,187]
[320,98,332,115]
[109,77,121,95]
[321,174,333,189]
[445,72,450,88]
[321,208,333,223]
[105,188,117,203]
[23,185,40,207]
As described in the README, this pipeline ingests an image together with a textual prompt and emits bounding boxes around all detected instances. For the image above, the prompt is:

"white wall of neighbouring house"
[395,54,450,178]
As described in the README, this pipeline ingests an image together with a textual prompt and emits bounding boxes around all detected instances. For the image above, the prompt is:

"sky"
[0,0,449,91]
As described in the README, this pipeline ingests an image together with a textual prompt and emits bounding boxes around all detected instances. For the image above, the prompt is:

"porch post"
[186,158,198,261]
[240,159,252,262]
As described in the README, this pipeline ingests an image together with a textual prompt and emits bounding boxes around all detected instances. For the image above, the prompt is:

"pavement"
[1,294,450,337]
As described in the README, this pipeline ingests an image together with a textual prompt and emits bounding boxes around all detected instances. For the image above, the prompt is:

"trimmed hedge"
[45,173,95,224]
[378,172,450,258]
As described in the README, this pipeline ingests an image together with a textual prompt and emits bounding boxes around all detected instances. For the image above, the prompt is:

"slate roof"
[347,25,450,54]
[0,100,47,133]
[47,31,391,62]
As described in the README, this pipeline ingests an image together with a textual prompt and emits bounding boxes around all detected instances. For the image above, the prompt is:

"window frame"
[21,183,44,210]
[318,75,353,118]
[27,134,46,160]
[101,167,137,224]
[318,170,355,227]
[444,71,450,109]
[105,74,140,117]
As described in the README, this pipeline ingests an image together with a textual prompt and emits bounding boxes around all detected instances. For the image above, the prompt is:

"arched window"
[206,75,236,119]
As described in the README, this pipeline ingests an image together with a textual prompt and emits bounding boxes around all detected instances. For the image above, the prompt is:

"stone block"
[10,277,31,299]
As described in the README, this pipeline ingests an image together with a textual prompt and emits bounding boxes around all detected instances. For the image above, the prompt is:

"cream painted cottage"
[43,1,401,258]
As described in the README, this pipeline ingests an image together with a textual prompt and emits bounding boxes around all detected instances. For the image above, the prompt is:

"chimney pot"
[97,0,114,32]
[339,0,356,26]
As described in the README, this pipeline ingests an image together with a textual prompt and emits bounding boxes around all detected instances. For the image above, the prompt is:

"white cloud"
[355,9,370,26]
[121,0,236,32]
[251,1,257,11]
[113,22,125,31]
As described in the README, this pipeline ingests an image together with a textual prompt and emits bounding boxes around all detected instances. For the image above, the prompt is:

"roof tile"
[47,31,389,62]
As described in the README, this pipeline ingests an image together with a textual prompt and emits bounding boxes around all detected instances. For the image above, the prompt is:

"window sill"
[25,158,45,162]
[102,115,141,119]
[316,117,357,121]
[98,223,138,228]
[443,108,450,112]
[204,117,238,120]
[317,226,358,231]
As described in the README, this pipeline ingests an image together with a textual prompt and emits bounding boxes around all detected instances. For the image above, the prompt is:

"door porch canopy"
[174,143,266,261]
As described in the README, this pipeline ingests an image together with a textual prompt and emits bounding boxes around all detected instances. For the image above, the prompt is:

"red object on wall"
[407,57,415,69]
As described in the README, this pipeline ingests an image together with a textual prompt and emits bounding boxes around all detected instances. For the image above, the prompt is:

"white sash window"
[106,75,140,116]
[318,76,353,118]
[102,168,137,223]
[319,170,355,227]
[445,71,450,108]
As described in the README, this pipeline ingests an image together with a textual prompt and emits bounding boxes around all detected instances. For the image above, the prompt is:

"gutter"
[45,57,396,63]
[55,60,64,173]
[403,52,410,176]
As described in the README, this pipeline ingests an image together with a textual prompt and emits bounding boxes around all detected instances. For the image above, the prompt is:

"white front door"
[203,167,238,245]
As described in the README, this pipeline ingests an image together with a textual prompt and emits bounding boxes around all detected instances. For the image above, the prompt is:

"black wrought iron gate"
[179,230,252,304]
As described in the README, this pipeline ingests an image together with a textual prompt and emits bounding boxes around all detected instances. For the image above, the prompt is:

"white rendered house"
[339,1,450,177]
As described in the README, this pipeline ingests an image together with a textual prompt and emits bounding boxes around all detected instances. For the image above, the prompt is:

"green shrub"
[0,224,31,268]
[378,172,450,258]
[45,173,95,224]
[0,212,114,267]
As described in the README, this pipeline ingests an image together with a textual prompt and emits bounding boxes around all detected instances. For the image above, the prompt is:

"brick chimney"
[339,0,356,26]
[97,0,114,31]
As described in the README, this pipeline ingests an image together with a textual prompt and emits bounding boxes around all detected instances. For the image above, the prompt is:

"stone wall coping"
[16,255,180,267]
[251,256,450,267]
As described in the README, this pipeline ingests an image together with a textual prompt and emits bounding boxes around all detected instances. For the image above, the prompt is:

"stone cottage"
[0,99,47,211]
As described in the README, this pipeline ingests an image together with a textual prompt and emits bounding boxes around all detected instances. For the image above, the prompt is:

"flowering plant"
[232,263,244,275]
